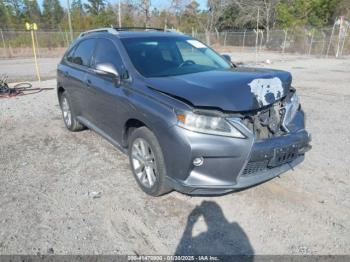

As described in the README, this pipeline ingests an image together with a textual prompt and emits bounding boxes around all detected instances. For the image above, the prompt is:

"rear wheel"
[128,127,171,196]
[59,91,84,132]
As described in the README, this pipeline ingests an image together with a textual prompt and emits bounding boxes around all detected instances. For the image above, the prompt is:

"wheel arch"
[122,118,148,148]
[57,86,65,100]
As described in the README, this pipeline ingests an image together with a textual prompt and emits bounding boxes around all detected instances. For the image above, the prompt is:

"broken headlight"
[283,92,300,129]
[176,111,245,138]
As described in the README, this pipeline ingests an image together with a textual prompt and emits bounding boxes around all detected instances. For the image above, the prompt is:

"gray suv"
[57,27,311,196]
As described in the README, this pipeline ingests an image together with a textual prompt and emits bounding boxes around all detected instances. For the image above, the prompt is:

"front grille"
[241,150,298,177]
[241,160,269,177]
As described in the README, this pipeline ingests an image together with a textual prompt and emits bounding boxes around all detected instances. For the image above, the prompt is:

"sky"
[37,0,208,11]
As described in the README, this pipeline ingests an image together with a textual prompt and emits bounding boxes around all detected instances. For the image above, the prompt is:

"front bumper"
[160,117,311,195]
[167,155,305,195]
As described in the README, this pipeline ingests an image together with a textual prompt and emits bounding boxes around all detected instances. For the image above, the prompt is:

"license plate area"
[268,145,298,167]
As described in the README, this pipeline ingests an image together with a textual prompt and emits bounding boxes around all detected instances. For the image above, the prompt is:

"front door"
[85,38,128,143]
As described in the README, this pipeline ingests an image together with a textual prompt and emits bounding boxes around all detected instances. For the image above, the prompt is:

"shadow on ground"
[175,201,254,257]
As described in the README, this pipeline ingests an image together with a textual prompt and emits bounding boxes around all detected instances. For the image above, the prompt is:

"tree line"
[0,0,349,32]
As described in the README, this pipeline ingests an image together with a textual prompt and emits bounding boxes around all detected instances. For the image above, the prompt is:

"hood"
[146,67,292,112]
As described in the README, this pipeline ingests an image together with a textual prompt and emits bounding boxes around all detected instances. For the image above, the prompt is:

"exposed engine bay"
[241,99,286,140]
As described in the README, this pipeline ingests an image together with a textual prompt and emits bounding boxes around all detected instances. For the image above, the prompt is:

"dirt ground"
[0,54,349,255]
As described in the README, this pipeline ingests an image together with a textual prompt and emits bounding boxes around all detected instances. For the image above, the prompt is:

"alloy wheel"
[131,138,157,188]
[61,97,72,127]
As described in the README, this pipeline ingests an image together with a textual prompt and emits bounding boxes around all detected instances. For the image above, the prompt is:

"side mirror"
[95,63,121,85]
[222,54,231,62]
[221,54,236,68]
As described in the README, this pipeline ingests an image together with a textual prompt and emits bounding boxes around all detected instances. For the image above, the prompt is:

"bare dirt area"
[0,55,349,255]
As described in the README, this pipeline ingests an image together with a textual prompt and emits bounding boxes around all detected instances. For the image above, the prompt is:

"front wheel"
[128,127,171,196]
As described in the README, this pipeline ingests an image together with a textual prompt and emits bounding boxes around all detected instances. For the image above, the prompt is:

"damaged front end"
[241,100,286,139]
[153,76,311,194]
[239,89,300,140]
[228,89,311,180]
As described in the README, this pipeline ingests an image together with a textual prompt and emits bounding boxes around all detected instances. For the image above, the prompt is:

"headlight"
[283,92,300,127]
[176,112,245,138]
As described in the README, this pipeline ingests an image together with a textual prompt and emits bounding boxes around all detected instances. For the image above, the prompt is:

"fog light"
[193,157,204,166]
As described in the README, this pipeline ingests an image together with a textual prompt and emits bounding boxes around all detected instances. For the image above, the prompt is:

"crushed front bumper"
[161,122,311,195]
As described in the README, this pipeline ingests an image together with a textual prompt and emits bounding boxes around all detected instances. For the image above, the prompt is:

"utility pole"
[326,19,337,57]
[67,0,74,42]
[336,16,343,58]
[255,8,259,65]
[118,0,122,28]
[0,29,6,50]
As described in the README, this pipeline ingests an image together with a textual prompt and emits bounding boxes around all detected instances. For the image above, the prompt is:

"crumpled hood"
[146,67,292,112]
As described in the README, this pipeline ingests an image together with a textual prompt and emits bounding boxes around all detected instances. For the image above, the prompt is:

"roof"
[117,31,186,38]
[79,27,187,39]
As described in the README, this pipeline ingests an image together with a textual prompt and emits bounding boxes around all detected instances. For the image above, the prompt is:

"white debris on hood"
[248,77,284,106]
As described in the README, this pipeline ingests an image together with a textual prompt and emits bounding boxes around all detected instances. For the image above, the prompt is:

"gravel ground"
[0,55,349,255]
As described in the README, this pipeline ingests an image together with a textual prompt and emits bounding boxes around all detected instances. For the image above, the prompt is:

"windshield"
[121,36,231,77]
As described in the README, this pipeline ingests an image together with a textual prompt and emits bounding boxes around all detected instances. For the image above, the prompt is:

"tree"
[42,0,64,29]
[70,0,88,30]
[4,0,23,27]
[84,0,105,16]
[218,4,240,30]
[22,0,41,24]
[163,0,187,29]
[0,0,347,32]
[121,0,136,27]
[95,3,116,27]
[137,0,151,26]
[206,0,226,36]
[180,0,200,32]
[71,0,84,15]
[228,0,280,42]
[276,0,342,28]
[0,0,12,28]
[181,0,225,43]
[5,0,22,17]
[334,0,350,18]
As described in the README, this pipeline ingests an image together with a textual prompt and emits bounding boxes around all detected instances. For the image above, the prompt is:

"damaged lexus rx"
[57,28,311,196]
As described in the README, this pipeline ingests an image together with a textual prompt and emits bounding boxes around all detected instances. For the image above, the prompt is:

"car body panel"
[57,30,311,195]
[145,68,292,112]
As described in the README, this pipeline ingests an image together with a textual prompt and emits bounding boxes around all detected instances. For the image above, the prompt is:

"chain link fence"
[0,30,80,58]
[0,28,349,59]
[193,27,349,57]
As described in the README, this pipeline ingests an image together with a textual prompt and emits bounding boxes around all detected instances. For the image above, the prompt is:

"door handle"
[86,79,92,87]
[63,71,69,77]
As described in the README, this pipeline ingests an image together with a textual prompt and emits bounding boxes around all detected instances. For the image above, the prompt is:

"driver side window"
[93,39,122,72]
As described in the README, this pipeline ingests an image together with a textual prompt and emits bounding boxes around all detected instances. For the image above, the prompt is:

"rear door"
[85,38,128,143]
[61,38,96,117]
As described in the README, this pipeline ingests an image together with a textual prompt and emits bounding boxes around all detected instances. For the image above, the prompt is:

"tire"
[59,91,85,132]
[128,126,172,196]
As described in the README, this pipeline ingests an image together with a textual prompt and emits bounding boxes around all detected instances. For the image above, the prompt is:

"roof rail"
[78,27,184,38]
[114,27,164,31]
[165,28,184,34]
[79,27,118,38]
[114,27,184,35]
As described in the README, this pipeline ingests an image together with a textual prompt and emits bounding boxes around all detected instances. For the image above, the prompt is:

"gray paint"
[57,31,311,195]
